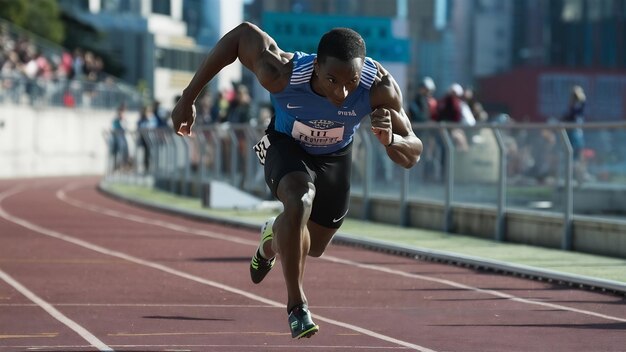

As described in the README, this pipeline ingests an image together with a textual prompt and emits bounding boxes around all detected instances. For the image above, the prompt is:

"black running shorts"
[263,131,352,229]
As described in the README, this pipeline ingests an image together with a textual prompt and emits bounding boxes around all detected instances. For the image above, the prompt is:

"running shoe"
[288,303,319,339]
[249,217,276,284]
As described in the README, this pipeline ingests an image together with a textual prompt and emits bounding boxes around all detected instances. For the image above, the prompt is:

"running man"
[171,22,423,339]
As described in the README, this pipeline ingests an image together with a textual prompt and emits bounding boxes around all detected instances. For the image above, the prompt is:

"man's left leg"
[306,221,338,258]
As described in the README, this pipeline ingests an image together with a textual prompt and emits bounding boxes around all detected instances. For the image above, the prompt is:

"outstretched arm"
[370,63,422,168]
[172,22,291,135]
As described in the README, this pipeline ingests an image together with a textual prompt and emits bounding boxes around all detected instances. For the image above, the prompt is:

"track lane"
[0,176,625,352]
[0,179,432,351]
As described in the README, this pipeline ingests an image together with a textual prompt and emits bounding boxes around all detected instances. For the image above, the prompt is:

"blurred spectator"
[1,51,22,102]
[84,50,103,82]
[57,51,73,79]
[226,84,253,124]
[437,83,471,151]
[562,85,586,160]
[562,85,592,183]
[152,100,169,128]
[211,90,231,124]
[437,83,463,123]
[136,105,156,173]
[409,76,437,123]
[408,77,439,181]
[71,48,85,80]
[195,91,216,125]
[225,83,254,187]
[23,50,44,104]
[110,103,130,171]
[464,88,488,123]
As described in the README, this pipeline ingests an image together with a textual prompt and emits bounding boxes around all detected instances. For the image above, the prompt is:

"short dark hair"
[317,28,366,64]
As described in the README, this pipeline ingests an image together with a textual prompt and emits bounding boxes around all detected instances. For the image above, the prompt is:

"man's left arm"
[370,67,423,169]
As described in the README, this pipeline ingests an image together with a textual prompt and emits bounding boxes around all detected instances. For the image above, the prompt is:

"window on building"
[102,0,122,12]
[152,0,171,15]
[156,47,206,71]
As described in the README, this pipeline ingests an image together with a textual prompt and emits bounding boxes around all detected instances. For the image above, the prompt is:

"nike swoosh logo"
[287,103,302,109]
[332,209,349,223]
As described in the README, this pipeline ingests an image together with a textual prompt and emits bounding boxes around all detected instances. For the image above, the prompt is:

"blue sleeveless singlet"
[269,52,377,155]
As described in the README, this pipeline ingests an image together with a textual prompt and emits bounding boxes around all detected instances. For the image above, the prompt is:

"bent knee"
[280,181,316,214]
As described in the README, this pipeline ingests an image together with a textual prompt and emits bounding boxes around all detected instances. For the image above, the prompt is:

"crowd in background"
[407,77,592,185]
[0,25,129,108]
[193,83,272,129]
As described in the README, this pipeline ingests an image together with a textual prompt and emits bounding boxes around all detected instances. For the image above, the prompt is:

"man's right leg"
[261,172,319,338]
[251,133,319,338]
[272,172,315,312]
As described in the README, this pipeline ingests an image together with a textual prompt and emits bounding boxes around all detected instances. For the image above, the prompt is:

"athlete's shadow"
[189,256,250,263]
[143,315,234,321]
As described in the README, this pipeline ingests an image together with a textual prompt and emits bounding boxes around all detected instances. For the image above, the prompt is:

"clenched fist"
[171,97,196,136]
[370,108,393,146]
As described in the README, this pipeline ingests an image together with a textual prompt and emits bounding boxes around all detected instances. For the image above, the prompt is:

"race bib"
[252,134,271,165]
[291,120,344,146]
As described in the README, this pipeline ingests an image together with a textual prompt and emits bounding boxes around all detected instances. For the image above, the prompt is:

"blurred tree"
[0,0,65,44]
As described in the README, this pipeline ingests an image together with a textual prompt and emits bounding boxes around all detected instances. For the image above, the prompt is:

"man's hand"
[170,98,196,136]
[370,108,393,146]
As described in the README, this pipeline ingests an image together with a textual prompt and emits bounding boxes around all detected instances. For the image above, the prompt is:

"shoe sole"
[294,325,319,339]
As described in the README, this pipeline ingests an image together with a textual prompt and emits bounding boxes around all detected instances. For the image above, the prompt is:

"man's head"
[317,28,366,64]
[313,28,367,106]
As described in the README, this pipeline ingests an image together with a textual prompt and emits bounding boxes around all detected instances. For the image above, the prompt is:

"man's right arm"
[172,22,290,135]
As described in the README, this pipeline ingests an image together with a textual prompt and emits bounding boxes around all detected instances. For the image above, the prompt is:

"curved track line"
[0,185,436,352]
[0,269,113,352]
[59,183,626,324]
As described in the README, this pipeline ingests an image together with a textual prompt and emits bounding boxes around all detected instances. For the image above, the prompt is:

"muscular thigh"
[309,147,352,229]
[264,132,352,229]
[264,132,314,200]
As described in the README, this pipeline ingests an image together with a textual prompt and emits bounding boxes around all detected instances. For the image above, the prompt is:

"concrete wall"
[350,195,626,259]
[0,105,129,178]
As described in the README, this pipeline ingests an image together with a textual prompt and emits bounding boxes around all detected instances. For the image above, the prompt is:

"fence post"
[441,126,454,233]
[359,128,374,221]
[400,167,410,227]
[227,129,239,186]
[180,137,191,196]
[210,129,223,180]
[559,128,574,250]
[493,128,507,242]
[163,132,177,193]
[195,128,207,194]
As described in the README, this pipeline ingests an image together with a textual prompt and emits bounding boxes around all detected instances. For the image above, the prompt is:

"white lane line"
[59,184,626,324]
[57,186,258,247]
[0,344,410,350]
[0,270,113,352]
[321,256,626,323]
[0,303,273,308]
[0,187,436,352]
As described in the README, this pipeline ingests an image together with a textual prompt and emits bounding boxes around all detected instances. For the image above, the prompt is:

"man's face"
[314,57,363,107]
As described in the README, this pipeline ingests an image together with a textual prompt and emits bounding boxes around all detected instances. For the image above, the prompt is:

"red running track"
[0,176,625,352]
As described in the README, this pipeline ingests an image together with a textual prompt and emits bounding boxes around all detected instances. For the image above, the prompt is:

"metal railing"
[104,120,626,250]
[0,75,143,110]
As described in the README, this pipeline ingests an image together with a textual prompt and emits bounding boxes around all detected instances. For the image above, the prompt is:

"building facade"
[59,0,243,109]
